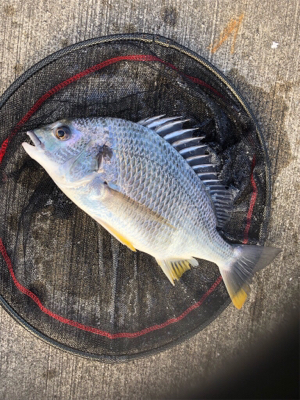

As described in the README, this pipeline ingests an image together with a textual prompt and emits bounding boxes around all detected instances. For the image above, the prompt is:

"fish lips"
[22,131,45,159]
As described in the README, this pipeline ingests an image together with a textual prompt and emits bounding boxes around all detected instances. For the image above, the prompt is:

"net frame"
[0,33,271,361]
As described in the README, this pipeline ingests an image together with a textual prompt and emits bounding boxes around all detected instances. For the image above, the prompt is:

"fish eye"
[55,126,71,140]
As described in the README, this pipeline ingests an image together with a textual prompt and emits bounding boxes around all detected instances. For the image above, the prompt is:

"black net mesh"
[0,34,270,361]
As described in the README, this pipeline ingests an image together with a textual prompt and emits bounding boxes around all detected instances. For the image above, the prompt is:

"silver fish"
[22,116,280,309]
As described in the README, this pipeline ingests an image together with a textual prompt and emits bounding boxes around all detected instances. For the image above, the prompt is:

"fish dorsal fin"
[138,116,234,228]
[155,257,199,284]
[138,115,198,142]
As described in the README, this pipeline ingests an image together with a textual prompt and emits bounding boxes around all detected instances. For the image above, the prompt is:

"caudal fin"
[219,245,281,309]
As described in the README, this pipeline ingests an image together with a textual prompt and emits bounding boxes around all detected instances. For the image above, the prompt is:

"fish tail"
[219,245,281,309]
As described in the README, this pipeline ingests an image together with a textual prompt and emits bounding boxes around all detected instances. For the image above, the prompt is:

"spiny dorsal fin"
[156,258,198,284]
[138,116,234,227]
[138,116,194,143]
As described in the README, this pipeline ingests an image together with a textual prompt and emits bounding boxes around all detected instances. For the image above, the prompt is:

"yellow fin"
[99,220,136,252]
[231,287,248,309]
[218,244,281,310]
[156,258,197,284]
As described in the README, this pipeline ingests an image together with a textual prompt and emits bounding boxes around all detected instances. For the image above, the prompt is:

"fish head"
[22,119,92,181]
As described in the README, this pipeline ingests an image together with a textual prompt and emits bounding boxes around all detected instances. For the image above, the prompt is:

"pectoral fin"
[98,219,136,252]
[156,258,198,284]
[100,185,175,230]
[91,184,175,252]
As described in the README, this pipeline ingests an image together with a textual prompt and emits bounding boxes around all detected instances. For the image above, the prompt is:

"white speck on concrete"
[271,41,279,49]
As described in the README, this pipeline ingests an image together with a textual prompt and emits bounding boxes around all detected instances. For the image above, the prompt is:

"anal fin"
[156,258,198,284]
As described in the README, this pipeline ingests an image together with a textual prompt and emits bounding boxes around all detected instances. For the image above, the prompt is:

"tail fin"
[219,245,281,309]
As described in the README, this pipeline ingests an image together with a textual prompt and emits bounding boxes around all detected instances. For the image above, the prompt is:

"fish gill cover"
[0,34,270,361]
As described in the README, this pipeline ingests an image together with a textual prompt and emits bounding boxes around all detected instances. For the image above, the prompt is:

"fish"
[22,116,281,309]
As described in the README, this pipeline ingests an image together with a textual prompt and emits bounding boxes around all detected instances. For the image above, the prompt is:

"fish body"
[22,116,280,309]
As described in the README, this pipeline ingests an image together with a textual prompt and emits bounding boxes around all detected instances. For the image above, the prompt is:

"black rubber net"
[0,34,271,361]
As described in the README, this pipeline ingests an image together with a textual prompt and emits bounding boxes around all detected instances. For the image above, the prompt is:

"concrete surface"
[0,0,299,399]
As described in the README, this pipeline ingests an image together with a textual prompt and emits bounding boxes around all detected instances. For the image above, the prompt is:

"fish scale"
[22,116,280,309]
[111,120,221,255]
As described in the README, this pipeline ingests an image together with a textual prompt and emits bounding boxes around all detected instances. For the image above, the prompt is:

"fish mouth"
[22,131,45,158]
[26,131,44,148]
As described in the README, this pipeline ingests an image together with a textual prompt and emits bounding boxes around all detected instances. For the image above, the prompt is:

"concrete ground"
[0,0,299,399]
